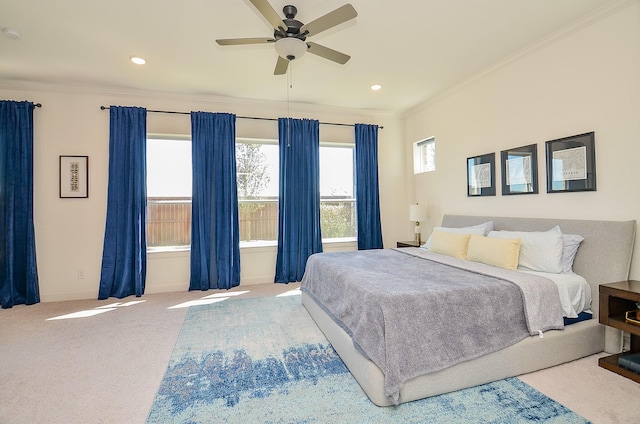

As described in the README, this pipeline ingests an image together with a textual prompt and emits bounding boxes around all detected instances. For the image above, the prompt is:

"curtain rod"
[99,106,383,129]
[35,103,42,107]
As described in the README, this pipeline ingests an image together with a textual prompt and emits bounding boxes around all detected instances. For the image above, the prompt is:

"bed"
[300,215,636,406]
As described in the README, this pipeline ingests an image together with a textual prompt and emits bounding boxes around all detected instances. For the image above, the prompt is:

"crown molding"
[0,79,397,123]
[402,0,638,117]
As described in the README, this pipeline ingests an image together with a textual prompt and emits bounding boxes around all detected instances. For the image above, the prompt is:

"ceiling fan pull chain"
[289,60,294,91]
[287,62,291,147]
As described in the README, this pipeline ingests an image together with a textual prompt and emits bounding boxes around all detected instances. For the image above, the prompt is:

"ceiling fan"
[216,0,357,75]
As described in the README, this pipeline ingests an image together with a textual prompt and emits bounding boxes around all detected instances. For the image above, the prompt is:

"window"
[237,139,357,245]
[319,144,356,241]
[146,136,357,250]
[414,137,436,174]
[146,137,192,250]
[236,139,279,245]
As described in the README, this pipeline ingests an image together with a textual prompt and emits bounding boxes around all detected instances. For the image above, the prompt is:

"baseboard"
[239,276,275,285]
[145,283,189,294]
[144,278,274,294]
[40,291,97,303]
[39,278,275,302]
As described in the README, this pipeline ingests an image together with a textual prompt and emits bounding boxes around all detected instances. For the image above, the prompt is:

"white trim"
[402,0,638,116]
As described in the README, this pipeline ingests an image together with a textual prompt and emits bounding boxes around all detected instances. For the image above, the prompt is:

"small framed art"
[545,132,596,193]
[500,144,538,195]
[467,153,495,196]
[59,155,89,198]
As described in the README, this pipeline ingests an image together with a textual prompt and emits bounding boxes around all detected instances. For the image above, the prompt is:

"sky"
[146,139,354,198]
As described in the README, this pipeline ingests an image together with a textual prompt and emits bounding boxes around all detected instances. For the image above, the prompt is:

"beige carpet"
[1,283,639,424]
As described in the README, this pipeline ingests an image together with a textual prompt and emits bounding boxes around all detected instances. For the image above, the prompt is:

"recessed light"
[370,84,382,91]
[2,28,22,41]
[130,56,146,65]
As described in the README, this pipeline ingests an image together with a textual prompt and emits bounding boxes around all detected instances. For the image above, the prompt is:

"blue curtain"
[190,112,240,290]
[355,123,383,250]
[275,118,322,283]
[98,106,147,299]
[0,101,40,308]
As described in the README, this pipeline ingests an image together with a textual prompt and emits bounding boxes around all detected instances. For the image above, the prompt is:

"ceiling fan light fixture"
[275,37,307,61]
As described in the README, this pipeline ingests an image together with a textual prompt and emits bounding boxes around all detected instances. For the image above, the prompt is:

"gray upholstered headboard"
[441,215,636,317]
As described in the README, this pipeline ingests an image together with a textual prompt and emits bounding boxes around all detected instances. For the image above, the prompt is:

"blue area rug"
[147,295,590,423]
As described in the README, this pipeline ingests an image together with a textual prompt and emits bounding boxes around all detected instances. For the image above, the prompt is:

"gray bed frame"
[301,215,636,406]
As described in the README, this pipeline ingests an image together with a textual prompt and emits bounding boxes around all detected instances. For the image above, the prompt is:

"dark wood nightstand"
[598,280,640,383]
[396,240,420,248]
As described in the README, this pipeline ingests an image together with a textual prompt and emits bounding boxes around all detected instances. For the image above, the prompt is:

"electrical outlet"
[77,269,85,279]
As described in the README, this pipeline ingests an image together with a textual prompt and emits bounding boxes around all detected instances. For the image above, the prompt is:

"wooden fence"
[146,197,356,247]
[146,198,280,247]
[147,197,192,247]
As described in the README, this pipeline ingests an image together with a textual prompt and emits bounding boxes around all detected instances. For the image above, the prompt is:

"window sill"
[147,247,190,259]
[240,237,357,249]
[240,240,278,249]
[322,237,357,245]
[147,237,358,254]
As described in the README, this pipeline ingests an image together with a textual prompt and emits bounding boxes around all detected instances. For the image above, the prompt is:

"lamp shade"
[409,204,427,222]
[275,37,307,60]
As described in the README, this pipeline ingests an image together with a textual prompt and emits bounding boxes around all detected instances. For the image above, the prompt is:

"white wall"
[0,84,405,301]
[404,3,640,278]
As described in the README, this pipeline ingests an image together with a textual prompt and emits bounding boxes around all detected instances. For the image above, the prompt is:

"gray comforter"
[300,248,564,404]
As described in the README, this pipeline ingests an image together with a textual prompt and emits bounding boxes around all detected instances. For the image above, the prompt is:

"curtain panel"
[98,106,147,299]
[0,100,40,308]
[275,118,323,283]
[355,123,383,250]
[189,112,241,291]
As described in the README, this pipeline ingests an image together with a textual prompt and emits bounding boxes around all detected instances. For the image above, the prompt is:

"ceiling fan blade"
[274,56,289,75]
[306,42,350,65]
[216,37,275,46]
[249,0,288,31]
[300,4,357,37]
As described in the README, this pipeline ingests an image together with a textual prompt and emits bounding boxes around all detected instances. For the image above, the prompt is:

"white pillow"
[562,233,584,273]
[423,221,494,248]
[487,226,563,273]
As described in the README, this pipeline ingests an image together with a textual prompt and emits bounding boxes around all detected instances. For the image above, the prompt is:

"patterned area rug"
[147,295,589,424]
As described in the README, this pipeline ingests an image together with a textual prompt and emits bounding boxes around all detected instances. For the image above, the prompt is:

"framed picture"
[467,153,495,196]
[59,155,89,198]
[500,144,538,195]
[545,132,596,193]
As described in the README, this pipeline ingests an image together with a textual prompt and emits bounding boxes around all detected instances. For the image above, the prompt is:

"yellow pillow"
[467,235,521,270]
[429,230,471,260]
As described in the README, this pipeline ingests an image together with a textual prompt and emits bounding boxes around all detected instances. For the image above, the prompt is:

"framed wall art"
[545,132,596,193]
[59,155,89,198]
[500,144,538,195]
[467,153,495,197]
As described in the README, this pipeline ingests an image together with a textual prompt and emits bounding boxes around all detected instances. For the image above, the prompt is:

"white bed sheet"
[519,270,591,318]
[420,243,591,319]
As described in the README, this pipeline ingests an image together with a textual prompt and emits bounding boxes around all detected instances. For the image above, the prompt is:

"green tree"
[236,143,271,240]
[236,143,270,199]
[320,202,356,239]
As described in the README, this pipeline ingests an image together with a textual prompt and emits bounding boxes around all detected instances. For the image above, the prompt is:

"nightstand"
[598,280,640,383]
[396,240,421,248]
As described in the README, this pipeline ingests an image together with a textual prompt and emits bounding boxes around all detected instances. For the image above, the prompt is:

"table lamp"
[409,204,427,245]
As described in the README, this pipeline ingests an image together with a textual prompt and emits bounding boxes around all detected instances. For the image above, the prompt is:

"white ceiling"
[0,0,621,113]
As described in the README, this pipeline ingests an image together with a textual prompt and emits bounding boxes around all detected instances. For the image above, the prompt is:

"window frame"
[235,137,280,248]
[413,136,436,174]
[146,135,358,252]
[236,138,358,247]
[146,135,193,252]
[318,141,357,244]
